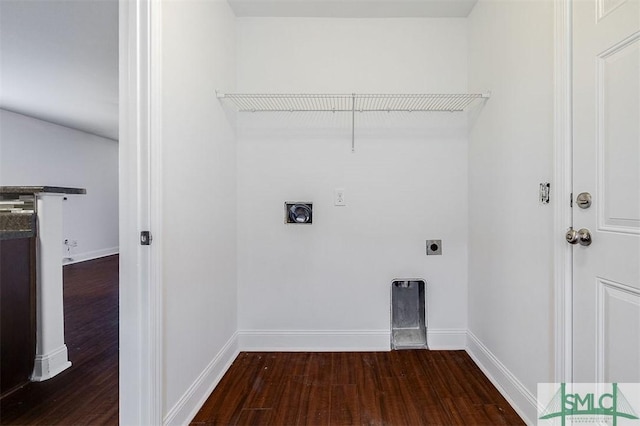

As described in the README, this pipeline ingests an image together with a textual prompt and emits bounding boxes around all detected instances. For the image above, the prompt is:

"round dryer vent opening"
[285,202,313,224]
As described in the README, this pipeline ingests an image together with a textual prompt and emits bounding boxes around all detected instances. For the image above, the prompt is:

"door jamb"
[553,0,574,384]
[117,0,574,418]
[119,0,163,424]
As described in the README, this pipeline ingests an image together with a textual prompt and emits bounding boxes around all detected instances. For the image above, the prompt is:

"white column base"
[31,344,72,381]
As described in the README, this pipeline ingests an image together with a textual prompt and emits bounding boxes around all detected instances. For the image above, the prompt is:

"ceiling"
[0,0,476,143]
[0,0,119,141]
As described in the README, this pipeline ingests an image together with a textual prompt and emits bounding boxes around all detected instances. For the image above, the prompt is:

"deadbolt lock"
[576,192,592,209]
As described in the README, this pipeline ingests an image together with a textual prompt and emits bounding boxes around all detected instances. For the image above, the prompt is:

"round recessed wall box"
[287,203,312,224]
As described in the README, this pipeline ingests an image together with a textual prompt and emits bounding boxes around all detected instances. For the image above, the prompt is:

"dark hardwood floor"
[192,351,525,426]
[0,255,119,425]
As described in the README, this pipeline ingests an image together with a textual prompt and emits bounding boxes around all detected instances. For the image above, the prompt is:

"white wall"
[236,18,469,349]
[160,1,238,424]
[466,1,555,422]
[0,109,119,262]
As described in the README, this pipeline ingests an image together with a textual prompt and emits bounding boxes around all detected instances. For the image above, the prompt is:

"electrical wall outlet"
[426,240,442,255]
[334,188,346,206]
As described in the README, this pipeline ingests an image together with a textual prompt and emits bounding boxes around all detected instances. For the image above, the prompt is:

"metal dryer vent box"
[391,279,427,350]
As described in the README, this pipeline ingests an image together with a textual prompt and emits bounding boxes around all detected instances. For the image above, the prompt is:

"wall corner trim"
[163,332,240,426]
[466,330,537,425]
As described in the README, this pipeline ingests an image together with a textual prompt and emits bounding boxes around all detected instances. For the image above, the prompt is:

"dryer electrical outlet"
[426,240,442,255]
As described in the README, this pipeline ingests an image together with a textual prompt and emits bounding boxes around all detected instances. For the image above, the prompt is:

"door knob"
[566,228,579,244]
[577,228,592,246]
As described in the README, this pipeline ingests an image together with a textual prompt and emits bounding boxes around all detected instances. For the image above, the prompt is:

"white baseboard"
[164,332,240,426]
[466,330,536,425]
[427,328,467,350]
[238,329,391,351]
[31,344,72,381]
[62,247,119,265]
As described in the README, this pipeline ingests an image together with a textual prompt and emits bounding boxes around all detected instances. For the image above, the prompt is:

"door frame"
[553,0,574,384]
[118,0,575,420]
[119,0,164,424]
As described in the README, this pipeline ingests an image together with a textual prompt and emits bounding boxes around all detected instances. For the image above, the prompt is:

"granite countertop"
[0,212,36,240]
[0,186,86,195]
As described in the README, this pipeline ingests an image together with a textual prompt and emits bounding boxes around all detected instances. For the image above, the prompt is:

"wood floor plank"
[379,376,427,426]
[330,384,360,426]
[439,397,517,426]
[302,352,332,385]
[270,377,306,425]
[296,383,330,425]
[331,352,358,384]
[242,356,281,409]
[356,377,383,425]
[236,408,272,426]
[371,351,395,380]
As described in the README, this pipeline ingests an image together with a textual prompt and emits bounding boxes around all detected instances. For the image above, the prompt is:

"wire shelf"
[217,92,490,112]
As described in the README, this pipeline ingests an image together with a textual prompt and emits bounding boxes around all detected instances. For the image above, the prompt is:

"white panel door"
[573,0,640,382]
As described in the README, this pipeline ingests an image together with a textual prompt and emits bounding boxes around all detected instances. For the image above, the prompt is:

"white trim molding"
[164,333,240,426]
[466,330,537,425]
[237,328,467,351]
[427,328,467,350]
[553,0,574,385]
[238,329,390,352]
[119,0,163,424]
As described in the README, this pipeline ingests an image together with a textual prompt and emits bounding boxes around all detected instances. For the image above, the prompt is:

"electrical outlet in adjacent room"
[334,188,346,206]
[426,240,442,255]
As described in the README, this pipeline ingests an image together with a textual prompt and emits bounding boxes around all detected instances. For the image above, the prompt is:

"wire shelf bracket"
[217,91,491,152]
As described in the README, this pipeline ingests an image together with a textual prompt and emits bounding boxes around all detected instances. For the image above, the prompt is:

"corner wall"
[467,1,555,422]
[160,1,238,424]
[236,18,469,350]
[0,109,119,262]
